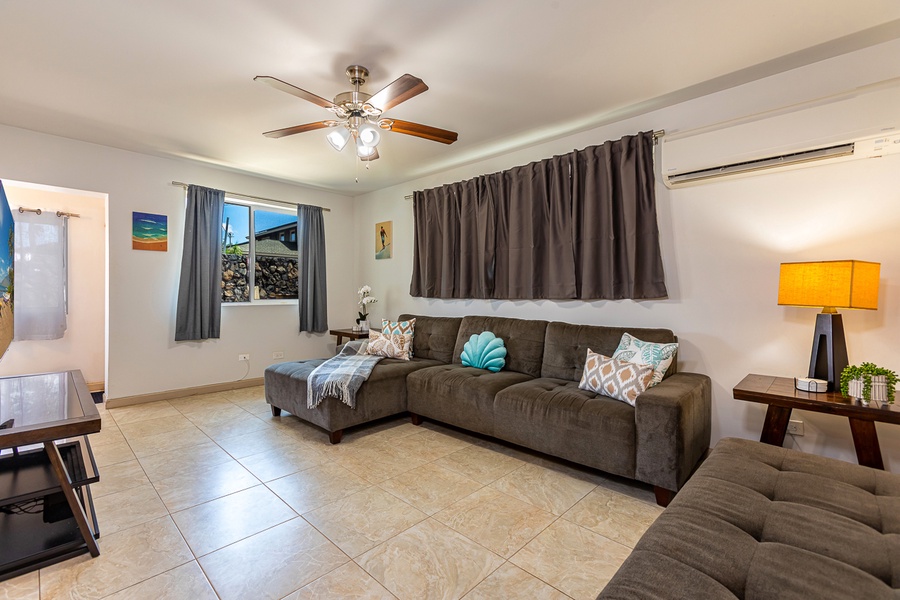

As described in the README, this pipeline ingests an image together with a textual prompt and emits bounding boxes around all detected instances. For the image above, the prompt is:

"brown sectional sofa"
[600,437,900,599]
[264,313,711,504]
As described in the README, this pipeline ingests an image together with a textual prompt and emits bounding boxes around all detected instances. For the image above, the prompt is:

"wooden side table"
[329,328,370,346]
[733,373,900,469]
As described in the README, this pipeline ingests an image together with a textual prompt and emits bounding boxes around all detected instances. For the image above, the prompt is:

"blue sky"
[222,204,294,245]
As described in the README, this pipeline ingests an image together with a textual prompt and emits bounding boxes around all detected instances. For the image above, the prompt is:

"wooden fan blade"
[385,119,458,144]
[368,74,428,112]
[262,121,331,139]
[254,76,336,109]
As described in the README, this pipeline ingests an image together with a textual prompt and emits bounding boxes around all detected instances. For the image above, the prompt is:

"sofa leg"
[329,429,344,444]
[410,413,422,426]
[654,486,676,507]
[271,405,281,417]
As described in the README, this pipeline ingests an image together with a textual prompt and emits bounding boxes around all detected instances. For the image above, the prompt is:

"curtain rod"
[170,181,331,212]
[402,129,666,200]
[18,206,81,218]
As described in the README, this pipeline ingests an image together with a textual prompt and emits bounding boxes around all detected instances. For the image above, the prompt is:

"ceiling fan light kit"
[254,65,458,163]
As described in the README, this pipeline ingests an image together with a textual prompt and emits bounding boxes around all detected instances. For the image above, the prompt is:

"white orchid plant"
[357,285,377,324]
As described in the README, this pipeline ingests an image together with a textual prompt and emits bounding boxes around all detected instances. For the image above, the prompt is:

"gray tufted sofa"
[600,436,900,599]
[265,313,711,505]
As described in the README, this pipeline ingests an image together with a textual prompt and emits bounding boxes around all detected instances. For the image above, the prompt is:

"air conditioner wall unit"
[661,79,900,188]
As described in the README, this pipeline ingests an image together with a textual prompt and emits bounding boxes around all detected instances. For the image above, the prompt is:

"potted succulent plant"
[840,362,898,406]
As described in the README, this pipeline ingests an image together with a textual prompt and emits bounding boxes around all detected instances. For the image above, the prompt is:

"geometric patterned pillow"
[611,333,678,387]
[382,318,416,357]
[365,330,413,361]
[578,349,654,406]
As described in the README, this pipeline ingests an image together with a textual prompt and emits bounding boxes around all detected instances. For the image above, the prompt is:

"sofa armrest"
[634,372,711,491]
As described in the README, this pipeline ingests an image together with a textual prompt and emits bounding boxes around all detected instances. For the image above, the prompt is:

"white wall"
[353,39,900,468]
[0,183,106,387]
[0,126,357,400]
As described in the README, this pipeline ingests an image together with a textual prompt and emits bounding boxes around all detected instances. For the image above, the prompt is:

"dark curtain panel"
[410,130,667,300]
[297,204,328,333]
[175,185,225,341]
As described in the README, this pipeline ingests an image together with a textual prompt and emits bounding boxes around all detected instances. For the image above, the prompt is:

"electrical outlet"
[787,419,804,436]
[272,351,284,359]
[238,354,250,362]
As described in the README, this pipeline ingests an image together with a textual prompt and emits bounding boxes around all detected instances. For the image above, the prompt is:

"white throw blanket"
[307,342,383,409]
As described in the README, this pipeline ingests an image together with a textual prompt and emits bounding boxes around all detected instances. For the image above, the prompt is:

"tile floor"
[0,386,664,600]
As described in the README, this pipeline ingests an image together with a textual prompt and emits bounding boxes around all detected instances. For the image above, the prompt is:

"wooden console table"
[733,373,900,470]
[0,370,101,581]
[329,328,370,346]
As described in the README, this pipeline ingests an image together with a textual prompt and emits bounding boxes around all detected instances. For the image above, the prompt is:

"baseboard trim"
[87,381,105,393]
[106,377,265,408]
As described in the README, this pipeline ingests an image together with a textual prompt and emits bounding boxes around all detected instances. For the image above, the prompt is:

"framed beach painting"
[375,220,392,260]
[133,211,167,251]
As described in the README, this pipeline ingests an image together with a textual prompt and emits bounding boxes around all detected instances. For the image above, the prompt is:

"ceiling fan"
[254,65,458,161]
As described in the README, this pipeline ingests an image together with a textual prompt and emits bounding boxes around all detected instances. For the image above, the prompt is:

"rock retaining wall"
[222,255,298,302]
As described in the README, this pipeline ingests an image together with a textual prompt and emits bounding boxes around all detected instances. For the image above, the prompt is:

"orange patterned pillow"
[364,331,413,361]
[578,349,654,406]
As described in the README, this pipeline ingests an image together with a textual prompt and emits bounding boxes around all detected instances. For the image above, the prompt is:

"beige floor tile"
[386,429,471,461]
[0,570,39,600]
[125,425,213,458]
[435,487,556,558]
[491,462,599,515]
[434,444,528,485]
[118,414,197,440]
[357,519,504,600]
[172,484,297,556]
[334,443,428,484]
[266,462,372,514]
[304,486,427,557]
[103,561,218,600]
[241,401,276,418]
[510,520,631,600]
[91,458,150,498]
[182,403,255,427]
[237,444,328,482]
[464,562,571,600]
[91,438,136,467]
[286,561,395,599]
[88,425,126,448]
[168,392,233,414]
[221,385,266,403]
[94,482,169,535]
[562,486,663,548]
[378,463,483,515]
[196,413,272,442]
[108,401,180,425]
[199,517,348,600]
[595,475,658,506]
[214,426,300,459]
[153,459,260,512]
[137,440,234,482]
[39,516,193,599]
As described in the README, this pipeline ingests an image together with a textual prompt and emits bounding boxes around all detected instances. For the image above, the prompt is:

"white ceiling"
[2,1,899,195]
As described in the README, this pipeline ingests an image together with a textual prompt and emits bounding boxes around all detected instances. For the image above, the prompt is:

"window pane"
[254,209,298,300]
[222,203,250,303]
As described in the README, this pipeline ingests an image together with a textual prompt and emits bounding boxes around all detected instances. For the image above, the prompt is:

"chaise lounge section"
[265,313,711,503]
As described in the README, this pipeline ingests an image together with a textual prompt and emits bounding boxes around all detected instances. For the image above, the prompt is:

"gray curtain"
[175,185,225,341]
[410,131,666,300]
[297,204,327,332]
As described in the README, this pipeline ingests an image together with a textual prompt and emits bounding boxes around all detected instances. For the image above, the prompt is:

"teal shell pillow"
[461,331,507,372]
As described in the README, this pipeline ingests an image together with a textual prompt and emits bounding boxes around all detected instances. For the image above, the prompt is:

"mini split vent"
[660,79,900,188]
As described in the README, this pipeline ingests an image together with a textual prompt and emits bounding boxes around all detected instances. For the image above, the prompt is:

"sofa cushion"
[494,378,637,478]
[541,322,677,381]
[452,316,547,377]
[599,437,900,599]
[398,314,461,363]
[406,364,533,436]
[265,357,442,433]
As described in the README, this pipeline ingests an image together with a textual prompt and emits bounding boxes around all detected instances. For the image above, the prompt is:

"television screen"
[0,181,14,359]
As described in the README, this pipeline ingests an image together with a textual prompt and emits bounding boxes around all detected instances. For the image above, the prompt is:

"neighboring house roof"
[234,239,297,257]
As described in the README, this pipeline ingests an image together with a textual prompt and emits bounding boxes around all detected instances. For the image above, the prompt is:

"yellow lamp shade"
[778,260,879,310]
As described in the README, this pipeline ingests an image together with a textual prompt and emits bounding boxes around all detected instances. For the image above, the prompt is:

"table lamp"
[778,260,880,391]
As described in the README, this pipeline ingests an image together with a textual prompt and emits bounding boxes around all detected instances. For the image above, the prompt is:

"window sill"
[222,300,298,307]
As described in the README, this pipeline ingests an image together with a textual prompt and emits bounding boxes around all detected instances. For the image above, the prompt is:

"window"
[221,200,298,303]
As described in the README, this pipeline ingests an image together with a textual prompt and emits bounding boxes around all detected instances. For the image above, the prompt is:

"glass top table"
[0,371,99,451]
